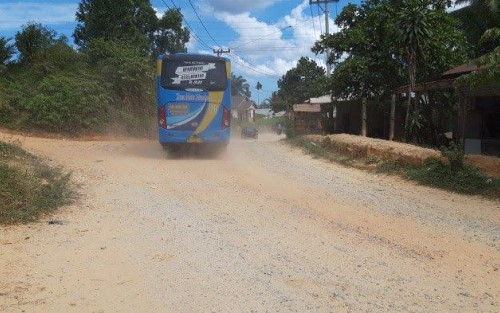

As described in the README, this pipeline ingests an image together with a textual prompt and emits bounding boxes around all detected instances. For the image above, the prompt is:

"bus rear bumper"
[158,129,230,145]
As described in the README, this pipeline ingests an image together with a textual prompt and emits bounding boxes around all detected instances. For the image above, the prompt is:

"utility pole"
[213,48,230,57]
[324,1,330,76]
[309,0,338,76]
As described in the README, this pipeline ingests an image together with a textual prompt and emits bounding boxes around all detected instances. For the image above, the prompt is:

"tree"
[452,0,499,56]
[153,9,190,57]
[260,98,271,109]
[15,23,58,64]
[313,0,468,143]
[393,0,434,139]
[393,1,469,141]
[275,57,325,110]
[74,0,189,56]
[256,81,262,106]
[312,2,403,100]
[269,91,288,112]
[457,2,500,88]
[74,0,157,50]
[231,74,251,97]
[0,37,15,66]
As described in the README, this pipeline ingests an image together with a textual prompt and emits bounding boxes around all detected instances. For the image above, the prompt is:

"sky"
[0,0,467,105]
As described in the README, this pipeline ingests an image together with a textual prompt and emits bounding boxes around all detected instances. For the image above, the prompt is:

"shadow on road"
[119,140,229,161]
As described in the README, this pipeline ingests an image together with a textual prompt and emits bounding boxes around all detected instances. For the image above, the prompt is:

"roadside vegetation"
[0,141,74,224]
[271,0,499,148]
[273,0,499,196]
[288,136,500,198]
[255,116,286,132]
[0,1,190,137]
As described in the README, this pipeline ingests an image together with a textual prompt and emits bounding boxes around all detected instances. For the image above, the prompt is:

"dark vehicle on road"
[241,126,258,139]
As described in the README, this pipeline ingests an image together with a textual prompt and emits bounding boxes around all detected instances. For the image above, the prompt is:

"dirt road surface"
[1,132,499,312]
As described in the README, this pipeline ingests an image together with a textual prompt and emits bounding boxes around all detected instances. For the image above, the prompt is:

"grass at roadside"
[288,137,500,198]
[0,141,74,224]
[255,116,286,128]
[404,160,499,196]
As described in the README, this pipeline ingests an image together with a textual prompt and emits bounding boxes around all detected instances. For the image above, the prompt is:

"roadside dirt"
[1,132,499,312]
[465,155,500,179]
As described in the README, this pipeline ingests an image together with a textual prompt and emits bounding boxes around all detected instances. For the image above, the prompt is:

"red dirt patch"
[465,155,500,179]
[305,134,443,167]
[305,134,500,178]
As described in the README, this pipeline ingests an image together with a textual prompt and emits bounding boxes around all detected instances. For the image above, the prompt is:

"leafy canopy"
[312,1,404,99]
[272,57,326,112]
[312,0,469,100]
[0,37,15,65]
[15,23,64,64]
[74,0,189,56]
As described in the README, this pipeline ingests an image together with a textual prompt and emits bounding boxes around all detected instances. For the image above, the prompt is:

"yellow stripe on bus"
[156,60,162,76]
[192,91,224,135]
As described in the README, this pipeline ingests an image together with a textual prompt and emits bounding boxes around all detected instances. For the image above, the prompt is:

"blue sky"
[0,0,466,104]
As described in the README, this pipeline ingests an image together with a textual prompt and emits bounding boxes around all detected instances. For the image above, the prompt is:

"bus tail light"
[222,107,230,129]
[159,106,167,129]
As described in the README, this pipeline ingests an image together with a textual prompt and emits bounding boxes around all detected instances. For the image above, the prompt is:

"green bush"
[255,116,286,127]
[285,118,296,138]
[0,78,23,125]
[88,39,153,97]
[406,159,499,197]
[440,141,464,174]
[86,39,156,136]
[32,41,89,74]
[1,37,156,136]
[22,74,111,133]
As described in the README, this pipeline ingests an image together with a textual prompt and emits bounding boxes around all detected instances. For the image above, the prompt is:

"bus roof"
[158,53,229,62]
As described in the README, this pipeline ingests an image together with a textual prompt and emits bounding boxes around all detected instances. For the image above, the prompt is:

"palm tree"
[231,74,251,98]
[256,81,262,106]
[456,0,500,88]
[394,0,433,141]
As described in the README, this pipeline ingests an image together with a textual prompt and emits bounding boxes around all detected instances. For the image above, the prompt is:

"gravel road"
[1,132,499,312]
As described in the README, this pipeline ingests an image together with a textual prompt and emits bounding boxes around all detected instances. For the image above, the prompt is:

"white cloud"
[447,1,469,12]
[228,52,280,78]
[207,0,282,14]
[0,2,77,30]
[206,0,331,79]
[153,6,164,19]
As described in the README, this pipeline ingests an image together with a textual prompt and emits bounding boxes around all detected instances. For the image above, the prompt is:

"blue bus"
[156,53,231,153]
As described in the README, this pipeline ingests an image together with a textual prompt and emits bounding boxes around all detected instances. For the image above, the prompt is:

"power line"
[224,17,316,51]
[187,0,222,49]
[309,4,317,39]
[231,25,292,50]
[317,5,323,34]
[233,47,311,52]
[163,0,212,50]
[230,52,281,78]
[193,36,313,41]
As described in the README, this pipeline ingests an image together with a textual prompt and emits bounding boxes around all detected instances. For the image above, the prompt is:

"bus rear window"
[162,59,227,91]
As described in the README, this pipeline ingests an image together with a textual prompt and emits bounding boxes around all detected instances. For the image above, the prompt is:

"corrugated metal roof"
[293,104,321,112]
[255,109,273,115]
[310,95,332,104]
[442,63,478,78]
[231,96,257,110]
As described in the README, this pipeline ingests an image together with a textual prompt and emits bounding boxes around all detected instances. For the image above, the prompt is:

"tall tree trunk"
[389,94,395,141]
[404,54,416,142]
